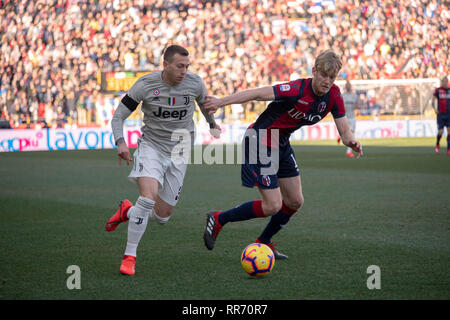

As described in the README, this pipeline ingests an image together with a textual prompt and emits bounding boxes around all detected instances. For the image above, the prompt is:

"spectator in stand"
[0,105,12,128]
[55,106,67,128]
[367,98,381,116]
[76,94,87,125]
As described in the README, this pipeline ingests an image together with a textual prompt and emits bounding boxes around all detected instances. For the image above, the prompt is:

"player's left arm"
[331,87,362,158]
[111,79,145,166]
[199,104,217,128]
[335,117,363,158]
[197,77,221,138]
[199,104,221,138]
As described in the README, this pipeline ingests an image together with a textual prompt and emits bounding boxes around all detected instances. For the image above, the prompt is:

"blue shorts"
[437,114,450,130]
[241,137,299,189]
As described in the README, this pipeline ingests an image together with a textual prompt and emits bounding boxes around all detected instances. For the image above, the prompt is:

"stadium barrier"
[0,118,438,152]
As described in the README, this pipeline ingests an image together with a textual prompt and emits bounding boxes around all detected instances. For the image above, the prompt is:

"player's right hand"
[349,140,363,159]
[203,96,221,114]
[117,142,132,166]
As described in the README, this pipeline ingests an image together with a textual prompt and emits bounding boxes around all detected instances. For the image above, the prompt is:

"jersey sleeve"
[127,77,145,102]
[273,80,302,100]
[121,77,145,112]
[330,88,346,119]
[195,77,208,106]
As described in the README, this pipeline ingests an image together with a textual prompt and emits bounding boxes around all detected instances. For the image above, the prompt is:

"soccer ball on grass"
[240,243,275,277]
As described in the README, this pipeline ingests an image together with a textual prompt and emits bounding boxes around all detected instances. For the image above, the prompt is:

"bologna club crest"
[261,175,271,187]
[318,101,327,113]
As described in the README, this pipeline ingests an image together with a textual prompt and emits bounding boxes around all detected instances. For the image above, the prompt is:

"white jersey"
[342,92,358,120]
[126,71,207,155]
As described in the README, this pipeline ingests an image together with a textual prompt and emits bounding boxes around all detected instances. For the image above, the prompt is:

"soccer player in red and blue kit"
[433,76,450,155]
[202,50,363,259]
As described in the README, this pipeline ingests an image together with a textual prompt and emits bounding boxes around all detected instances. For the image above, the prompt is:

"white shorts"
[128,140,187,206]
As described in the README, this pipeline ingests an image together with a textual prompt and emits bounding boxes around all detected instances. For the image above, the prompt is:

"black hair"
[163,45,189,62]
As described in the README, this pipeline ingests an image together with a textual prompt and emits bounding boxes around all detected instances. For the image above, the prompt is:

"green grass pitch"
[0,137,449,300]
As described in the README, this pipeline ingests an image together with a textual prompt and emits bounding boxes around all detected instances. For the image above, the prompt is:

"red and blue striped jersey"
[433,87,450,114]
[250,78,346,146]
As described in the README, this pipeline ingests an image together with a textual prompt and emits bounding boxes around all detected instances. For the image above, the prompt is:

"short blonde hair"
[314,50,342,77]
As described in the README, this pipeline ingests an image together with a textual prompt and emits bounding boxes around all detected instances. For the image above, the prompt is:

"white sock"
[124,197,155,257]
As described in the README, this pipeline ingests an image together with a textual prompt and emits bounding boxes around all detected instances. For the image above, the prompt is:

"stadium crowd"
[0,0,448,128]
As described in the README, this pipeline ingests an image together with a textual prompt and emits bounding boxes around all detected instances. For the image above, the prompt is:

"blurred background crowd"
[0,0,448,129]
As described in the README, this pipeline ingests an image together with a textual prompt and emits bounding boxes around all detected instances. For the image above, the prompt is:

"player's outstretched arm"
[203,86,275,114]
[334,117,363,158]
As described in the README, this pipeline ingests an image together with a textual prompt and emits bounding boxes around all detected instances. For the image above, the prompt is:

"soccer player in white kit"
[105,45,220,275]
[341,80,359,157]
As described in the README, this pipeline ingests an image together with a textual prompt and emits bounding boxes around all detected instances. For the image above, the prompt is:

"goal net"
[335,78,440,118]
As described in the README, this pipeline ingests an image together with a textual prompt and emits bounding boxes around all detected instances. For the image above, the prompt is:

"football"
[240,243,275,277]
